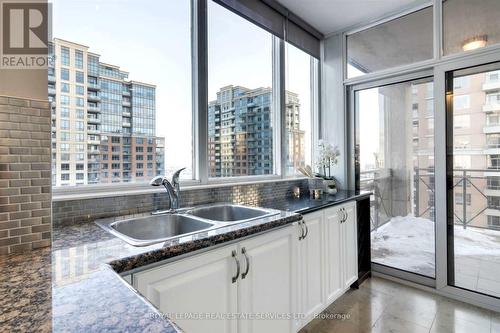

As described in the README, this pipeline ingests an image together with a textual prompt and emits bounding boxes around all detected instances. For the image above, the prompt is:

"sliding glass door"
[447,64,500,298]
[355,77,436,279]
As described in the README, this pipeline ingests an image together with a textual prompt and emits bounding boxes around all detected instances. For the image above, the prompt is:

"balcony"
[122,90,131,97]
[482,103,500,113]
[87,128,100,135]
[122,100,131,107]
[483,124,500,134]
[87,83,101,90]
[482,81,500,91]
[88,148,100,155]
[122,111,131,117]
[87,116,100,124]
[364,167,500,285]
[48,87,56,96]
[122,122,131,127]
[87,105,101,113]
[87,94,101,102]
[87,138,100,145]
[48,75,56,83]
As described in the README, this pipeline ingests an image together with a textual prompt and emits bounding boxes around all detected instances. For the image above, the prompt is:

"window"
[347,7,433,78]
[60,119,69,130]
[284,43,317,175]
[486,92,500,105]
[61,174,70,181]
[61,46,70,66]
[443,0,500,55]
[60,107,70,118]
[51,0,318,189]
[453,95,470,109]
[454,115,470,129]
[75,50,83,69]
[61,68,69,81]
[454,76,470,89]
[488,155,500,170]
[455,192,471,205]
[75,121,84,131]
[208,0,275,177]
[76,71,84,83]
[61,83,70,93]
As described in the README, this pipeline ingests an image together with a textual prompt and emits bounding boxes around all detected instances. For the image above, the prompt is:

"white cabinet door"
[133,245,238,333]
[298,211,324,328]
[341,203,358,289]
[237,226,297,333]
[323,206,344,305]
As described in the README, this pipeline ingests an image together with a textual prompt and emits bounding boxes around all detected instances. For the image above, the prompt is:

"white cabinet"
[296,201,358,331]
[238,226,298,333]
[323,206,344,305]
[134,245,239,333]
[296,211,324,330]
[342,203,358,289]
[132,201,359,333]
[133,225,297,333]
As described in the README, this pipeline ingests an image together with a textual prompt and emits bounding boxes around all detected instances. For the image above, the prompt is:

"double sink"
[96,204,279,246]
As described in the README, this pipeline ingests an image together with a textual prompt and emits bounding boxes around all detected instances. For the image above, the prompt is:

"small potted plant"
[316,140,340,195]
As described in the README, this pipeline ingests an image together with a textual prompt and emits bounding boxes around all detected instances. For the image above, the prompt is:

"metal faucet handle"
[171,168,186,189]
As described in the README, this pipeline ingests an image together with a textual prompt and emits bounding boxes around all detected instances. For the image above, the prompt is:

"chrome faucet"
[150,168,185,213]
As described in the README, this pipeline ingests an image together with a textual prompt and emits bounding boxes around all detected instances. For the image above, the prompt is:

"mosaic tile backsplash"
[52,179,308,227]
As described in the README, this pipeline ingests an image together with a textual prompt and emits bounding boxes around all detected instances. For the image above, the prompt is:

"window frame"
[52,0,318,199]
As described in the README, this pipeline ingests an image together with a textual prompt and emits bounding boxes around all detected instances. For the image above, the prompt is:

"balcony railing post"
[415,167,419,217]
[463,169,467,229]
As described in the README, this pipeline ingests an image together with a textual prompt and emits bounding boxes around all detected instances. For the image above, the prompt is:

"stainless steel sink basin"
[97,214,214,246]
[185,204,278,223]
[96,204,281,246]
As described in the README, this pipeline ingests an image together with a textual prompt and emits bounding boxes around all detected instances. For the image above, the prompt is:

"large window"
[52,0,193,187]
[51,0,318,190]
[207,1,275,178]
[284,43,316,175]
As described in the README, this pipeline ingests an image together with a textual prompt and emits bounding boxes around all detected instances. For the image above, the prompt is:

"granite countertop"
[263,189,371,214]
[0,190,368,332]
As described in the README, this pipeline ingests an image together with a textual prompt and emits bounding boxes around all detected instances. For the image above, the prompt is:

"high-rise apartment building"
[412,70,500,230]
[48,39,165,186]
[208,85,305,177]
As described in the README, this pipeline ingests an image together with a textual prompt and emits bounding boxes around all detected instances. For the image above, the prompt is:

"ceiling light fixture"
[462,35,488,52]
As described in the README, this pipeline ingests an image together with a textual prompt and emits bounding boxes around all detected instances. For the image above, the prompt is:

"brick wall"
[53,179,308,227]
[0,96,51,255]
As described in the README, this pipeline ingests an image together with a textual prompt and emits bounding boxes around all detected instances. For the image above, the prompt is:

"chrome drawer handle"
[232,250,240,283]
[241,247,250,279]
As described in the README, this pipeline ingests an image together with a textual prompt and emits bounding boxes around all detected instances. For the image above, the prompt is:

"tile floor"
[299,277,500,333]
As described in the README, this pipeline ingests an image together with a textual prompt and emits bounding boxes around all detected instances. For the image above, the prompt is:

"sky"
[52,0,313,178]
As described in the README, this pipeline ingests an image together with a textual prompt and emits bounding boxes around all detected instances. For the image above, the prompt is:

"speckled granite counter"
[261,190,371,214]
[0,190,367,332]
[1,207,301,332]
